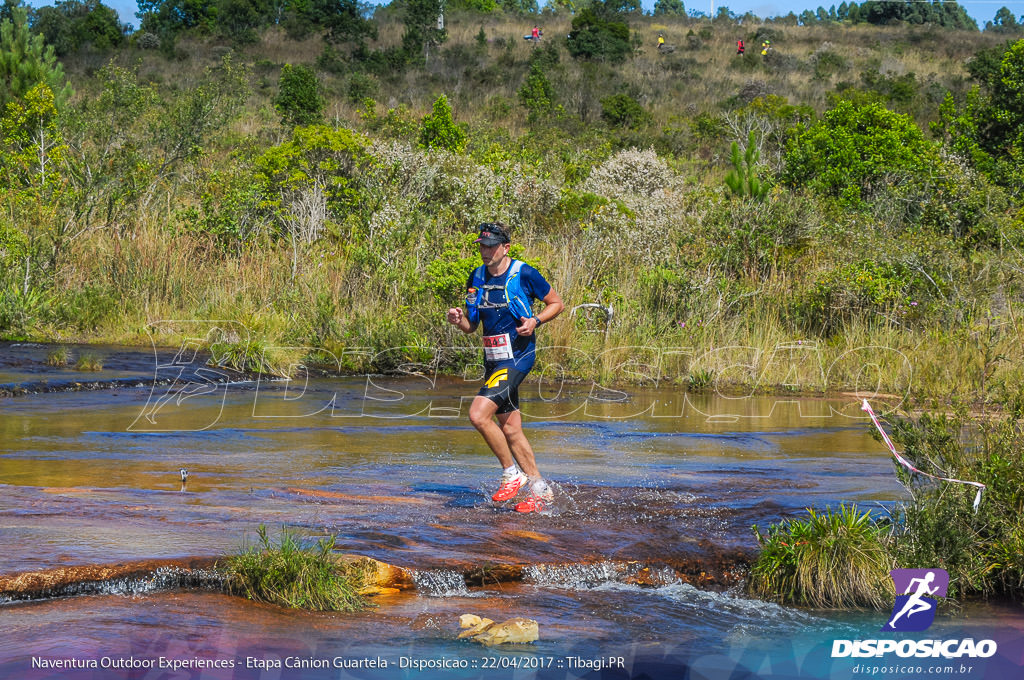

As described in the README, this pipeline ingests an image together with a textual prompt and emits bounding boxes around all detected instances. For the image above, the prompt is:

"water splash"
[0,567,228,605]
[523,561,680,589]
[410,569,469,597]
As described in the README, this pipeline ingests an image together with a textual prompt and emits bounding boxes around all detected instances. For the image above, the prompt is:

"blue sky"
[25,0,1024,32]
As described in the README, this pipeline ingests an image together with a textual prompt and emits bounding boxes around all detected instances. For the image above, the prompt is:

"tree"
[498,0,538,13]
[213,0,268,45]
[151,54,249,184]
[401,0,446,65]
[315,0,377,49]
[0,7,72,112]
[1,0,22,24]
[137,0,216,39]
[0,83,83,282]
[566,0,632,64]
[652,0,684,16]
[31,0,126,56]
[725,130,767,200]
[990,7,1021,32]
[518,62,555,122]
[274,64,325,127]
[418,94,466,153]
[943,39,1024,188]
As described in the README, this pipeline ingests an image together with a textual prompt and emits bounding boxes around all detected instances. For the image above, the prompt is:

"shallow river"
[1,342,1021,680]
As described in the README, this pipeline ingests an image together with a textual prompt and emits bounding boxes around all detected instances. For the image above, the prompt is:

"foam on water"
[523,561,681,589]
[410,569,469,597]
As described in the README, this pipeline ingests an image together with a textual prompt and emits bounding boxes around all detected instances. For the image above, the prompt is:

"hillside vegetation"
[1,0,1023,405]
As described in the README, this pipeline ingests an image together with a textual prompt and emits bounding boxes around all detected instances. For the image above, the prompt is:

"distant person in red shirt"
[737,39,745,55]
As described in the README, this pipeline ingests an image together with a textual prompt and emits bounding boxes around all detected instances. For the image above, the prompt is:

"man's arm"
[516,288,564,337]
[447,307,478,334]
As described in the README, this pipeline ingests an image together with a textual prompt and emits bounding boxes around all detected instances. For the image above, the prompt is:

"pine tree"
[418,94,466,153]
[518,62,555,122]
[724,131,767,200]
[0,7,73,112]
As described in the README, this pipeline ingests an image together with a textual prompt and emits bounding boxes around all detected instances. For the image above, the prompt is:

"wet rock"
[456,615,494,638]
[339,555,415,593]
[462,563,525,587]
[458,616,539,646]
[0,557,221,601]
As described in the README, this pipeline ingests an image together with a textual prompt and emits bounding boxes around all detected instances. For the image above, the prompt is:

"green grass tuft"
[221,525,371,611]
[45,346,69,367]
[73,352,103,371]
[749,504,893,610]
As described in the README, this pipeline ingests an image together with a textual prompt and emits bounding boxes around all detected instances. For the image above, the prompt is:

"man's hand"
[447,307,464,326]
[516,316,539,336]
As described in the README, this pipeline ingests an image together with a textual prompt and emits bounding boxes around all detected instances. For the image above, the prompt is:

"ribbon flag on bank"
[861,400,985,513]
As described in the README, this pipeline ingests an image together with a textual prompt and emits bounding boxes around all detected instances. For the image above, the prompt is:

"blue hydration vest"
[466,259,534,325]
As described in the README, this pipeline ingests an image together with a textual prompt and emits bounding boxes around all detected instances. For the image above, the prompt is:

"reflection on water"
[1,345,1020,678]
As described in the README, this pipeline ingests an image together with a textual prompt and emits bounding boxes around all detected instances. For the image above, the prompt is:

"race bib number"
[482,333,514,361]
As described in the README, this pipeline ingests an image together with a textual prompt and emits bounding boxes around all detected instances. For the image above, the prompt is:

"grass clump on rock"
[73,352,103,371]
[222,525,371,611]
[748,504,893,610]
[45,346,69,367]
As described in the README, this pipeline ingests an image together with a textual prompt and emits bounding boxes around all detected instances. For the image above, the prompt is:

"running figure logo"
[882,568,949,632]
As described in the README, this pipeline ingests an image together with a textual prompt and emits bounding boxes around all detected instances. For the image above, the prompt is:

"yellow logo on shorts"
[485,368,508,388]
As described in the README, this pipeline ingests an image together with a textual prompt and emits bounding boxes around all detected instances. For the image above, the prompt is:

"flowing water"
[1,342,1022,680]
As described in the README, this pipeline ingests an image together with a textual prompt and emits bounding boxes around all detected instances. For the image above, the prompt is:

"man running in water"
[446,222,564,513]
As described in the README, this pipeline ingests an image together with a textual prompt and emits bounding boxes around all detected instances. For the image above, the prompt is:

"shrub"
[782,99,935,203]
[422,233,481,303]
[793,259,927,334]
[519,62,555,122]
[135,31,160,49]
[599,93,650,129]
[418,94,467,153]
[274,64,325,128]
[884,411,1024,600]
[566,3,632,64]
[581,147,673,199]
[724,130,767,200]
[346,72,377,104]
[0,285,52,340]
[705,195,809,280]
[749,505,893,609]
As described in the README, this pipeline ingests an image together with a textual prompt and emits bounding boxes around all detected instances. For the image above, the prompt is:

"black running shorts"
[477,364,529,414]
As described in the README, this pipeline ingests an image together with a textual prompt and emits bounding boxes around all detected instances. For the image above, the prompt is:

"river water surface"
[1,342,1022,680]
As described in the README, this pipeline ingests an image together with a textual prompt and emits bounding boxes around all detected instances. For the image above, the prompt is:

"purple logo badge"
[882,568,949,632]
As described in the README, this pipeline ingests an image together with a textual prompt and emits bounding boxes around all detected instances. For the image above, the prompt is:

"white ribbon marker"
[861,399,985,513]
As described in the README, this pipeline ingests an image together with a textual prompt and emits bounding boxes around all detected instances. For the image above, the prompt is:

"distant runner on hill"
[445,222,564,514]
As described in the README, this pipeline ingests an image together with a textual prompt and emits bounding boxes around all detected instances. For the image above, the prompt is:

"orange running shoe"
[514,488,554,514]
[491,472,528,502]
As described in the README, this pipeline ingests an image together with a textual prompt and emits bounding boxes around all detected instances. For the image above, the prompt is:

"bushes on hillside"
[275,64,325,127]
[782,99,934,203]
[566,0,633,64]
[31,0,126,55]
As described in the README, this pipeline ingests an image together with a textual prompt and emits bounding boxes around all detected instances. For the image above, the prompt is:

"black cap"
[475,222,510,246]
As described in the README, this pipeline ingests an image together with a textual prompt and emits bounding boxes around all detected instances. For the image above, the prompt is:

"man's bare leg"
[497,409,540,478]
[468,396,515,468]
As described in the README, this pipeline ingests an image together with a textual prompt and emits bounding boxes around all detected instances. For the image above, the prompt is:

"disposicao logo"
[883,568,949,632]
[831,568,998,660]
